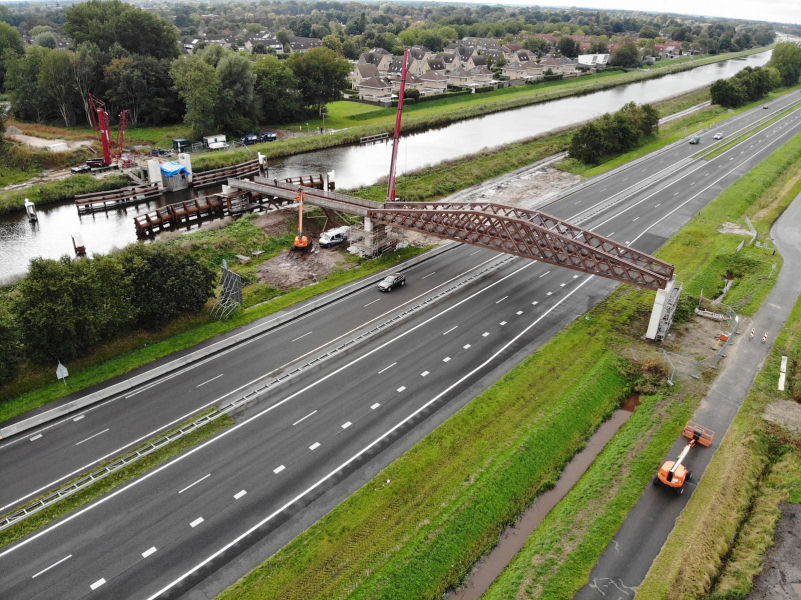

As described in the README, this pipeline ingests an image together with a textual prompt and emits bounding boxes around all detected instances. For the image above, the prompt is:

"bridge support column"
[178,153,192,184]
[364,216,373,233]
[147,159,163,190]
[645,279,680,341]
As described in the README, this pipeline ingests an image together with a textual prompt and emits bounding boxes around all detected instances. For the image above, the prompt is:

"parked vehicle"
[654,422,714,495]
[689,135,701,145]
[241,134,259,145]
[713,133,723,140]
[261,132,278,142]
[762,105,770,109]
[319,226,349,248]
[378,272,406,292]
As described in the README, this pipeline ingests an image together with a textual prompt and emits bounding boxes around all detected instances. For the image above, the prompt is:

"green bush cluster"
[0,245,215,379]
[710,66,782,108]
[568,101,660,164]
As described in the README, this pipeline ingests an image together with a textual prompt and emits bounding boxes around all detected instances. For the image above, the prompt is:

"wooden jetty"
[75,183,161,215]
[360,132,389,144]
[133,190,290,237]
[191,158,262,188]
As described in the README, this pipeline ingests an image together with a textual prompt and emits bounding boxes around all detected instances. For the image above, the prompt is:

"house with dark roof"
[417,71,448,95]
[289,37,322,53]
[350,63,380,88]
[539,55,578,76]
[357,77,392,103]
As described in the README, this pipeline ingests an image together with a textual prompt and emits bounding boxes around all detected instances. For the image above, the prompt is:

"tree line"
[0,245,215,385]
[710,42,801,108]
[0,0,351,137]
[568,102,660,164]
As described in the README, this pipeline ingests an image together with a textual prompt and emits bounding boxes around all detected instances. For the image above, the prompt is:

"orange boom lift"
[292,188,312,252]
[654,421,714,495]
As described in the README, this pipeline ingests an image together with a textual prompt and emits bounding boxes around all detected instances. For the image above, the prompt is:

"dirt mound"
[763,399,801,435]
[257,248,355,289]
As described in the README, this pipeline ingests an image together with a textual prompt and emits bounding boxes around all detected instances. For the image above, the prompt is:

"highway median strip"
[0,409,233,549]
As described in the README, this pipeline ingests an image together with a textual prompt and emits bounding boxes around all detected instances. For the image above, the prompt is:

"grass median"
[0,409,234,549]
[215,116,799,600]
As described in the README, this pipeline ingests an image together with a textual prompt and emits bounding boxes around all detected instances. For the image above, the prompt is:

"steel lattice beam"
[369,202,674,290]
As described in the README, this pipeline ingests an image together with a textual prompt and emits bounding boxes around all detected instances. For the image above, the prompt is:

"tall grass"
[0,173,131,215]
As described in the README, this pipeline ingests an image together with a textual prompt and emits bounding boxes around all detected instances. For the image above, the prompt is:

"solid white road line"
[142,547,157,558]
[397,386,406,392]
[292,410,317,426]
[539,271,550,278]
[442,325,458,335]
[341,421,352,429]
[273,465,285,474]
[370,402,381,409]
[177,473,211,495]
[31,554,71,579]
[422,272,436,279]
[75,428,109,447]
[1,253,504,513]
[196,374,224,388]
[190,517,204,528]
[29,434,42,442]
[290,331,313,342]
[234,490,247,500]
[309,442,321,451]
[90,578,106,590]
[377,362,397,374]
[363,298,380,308]
[2,260,537,564]
[143,272,595,600]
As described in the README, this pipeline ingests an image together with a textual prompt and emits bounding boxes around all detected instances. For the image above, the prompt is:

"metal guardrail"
[0,252,512,532]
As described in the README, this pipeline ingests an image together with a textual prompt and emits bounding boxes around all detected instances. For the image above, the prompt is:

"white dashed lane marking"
[190,517,204,528]
[420,370,430,377]
[463,344,471,350]
[443,356,451,362]
[273,465,285,474]
[341,421,352,429]
[90,578,106,591]
[234,490,247,500]
[539,271,550,278]
[377,362,397,374]
[31,554,71,579]
[397,386,406,393]
[290,331,313,342]
[142,547,157,558]
[29,434,42,442]
[292,410,317,426]
[370,402,381,409]
[309,442,321,451]
[495,296,508,304]
[443,325,458,335]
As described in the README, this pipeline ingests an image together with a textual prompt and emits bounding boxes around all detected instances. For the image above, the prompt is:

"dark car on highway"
[377,272,406,292]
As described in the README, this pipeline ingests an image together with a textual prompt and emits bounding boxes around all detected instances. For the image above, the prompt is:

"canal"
[0,50,771,281]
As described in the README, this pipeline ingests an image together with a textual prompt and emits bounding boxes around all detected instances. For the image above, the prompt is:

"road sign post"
[56,361,69,386]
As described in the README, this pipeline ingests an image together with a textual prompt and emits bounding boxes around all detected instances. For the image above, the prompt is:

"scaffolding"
[348,222,402,258]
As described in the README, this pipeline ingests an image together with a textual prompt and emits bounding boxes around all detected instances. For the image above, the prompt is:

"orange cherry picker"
[654,421,714,495]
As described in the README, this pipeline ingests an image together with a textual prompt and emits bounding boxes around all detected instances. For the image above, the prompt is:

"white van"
[319,226,350,248]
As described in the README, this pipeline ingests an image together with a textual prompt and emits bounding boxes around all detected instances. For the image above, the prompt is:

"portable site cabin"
[202,134,229,150]
[160,161,191,192]
[172,139,191,153]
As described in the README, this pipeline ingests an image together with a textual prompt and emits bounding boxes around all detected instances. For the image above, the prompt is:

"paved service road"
[2,95,801,599]
[575,144,801,600]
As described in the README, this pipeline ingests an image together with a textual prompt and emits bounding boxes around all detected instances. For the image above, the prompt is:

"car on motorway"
[763,105,770,109]
[689,135,701,145]
[377,272,406,292]
[713,133,723,140]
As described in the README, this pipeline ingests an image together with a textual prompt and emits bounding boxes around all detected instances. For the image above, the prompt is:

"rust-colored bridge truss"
[228,178,674,290]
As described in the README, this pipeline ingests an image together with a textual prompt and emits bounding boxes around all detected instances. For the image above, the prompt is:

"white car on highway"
[713,133,723,140]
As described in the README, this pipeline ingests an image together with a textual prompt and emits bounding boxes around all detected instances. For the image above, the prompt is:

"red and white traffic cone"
[749,328,755,341]
[761,332,768,344]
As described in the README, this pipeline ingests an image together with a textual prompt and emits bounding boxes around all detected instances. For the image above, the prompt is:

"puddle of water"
[448,409,632,600]
[620,393,641,412]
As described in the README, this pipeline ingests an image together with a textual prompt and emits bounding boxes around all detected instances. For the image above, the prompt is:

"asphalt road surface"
[2,92,801,599]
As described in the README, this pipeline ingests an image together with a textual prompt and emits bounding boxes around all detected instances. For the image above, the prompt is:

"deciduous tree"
[288,47,352,114]
[170,55,219,138]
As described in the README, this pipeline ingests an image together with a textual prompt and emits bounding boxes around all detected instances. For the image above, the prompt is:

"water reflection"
[0,51,770,280]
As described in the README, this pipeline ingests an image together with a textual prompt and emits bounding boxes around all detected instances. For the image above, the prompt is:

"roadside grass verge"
[559,84,801,178]
[216,106,798,600]
[0,409,233,549]
[219,309,635,600]
[0,243,427,423]
[637,291,801,600]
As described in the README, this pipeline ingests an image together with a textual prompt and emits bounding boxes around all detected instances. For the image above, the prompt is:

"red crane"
[386,48,409,202]
[88,94,129,167]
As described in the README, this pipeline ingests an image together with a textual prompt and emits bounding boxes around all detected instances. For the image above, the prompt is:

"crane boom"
[386,48,409,203]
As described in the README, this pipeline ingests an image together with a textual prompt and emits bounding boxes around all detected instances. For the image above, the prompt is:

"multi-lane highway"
[2,90,801,599]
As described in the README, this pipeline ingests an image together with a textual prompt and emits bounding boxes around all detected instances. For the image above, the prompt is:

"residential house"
[435,53,457,72]
[539,56,578,76]
[417,71,448,95]
[289,37,322,53]
[502,61,544,81]
[468,65,493,85]
[359,49,393,74]
[427,56,448,74]
[357,77,392,103]
[460,37,503,52]
[245,34,283,53]
[577,53,610,70]
[447,67,472,87]
[350,63,380,88]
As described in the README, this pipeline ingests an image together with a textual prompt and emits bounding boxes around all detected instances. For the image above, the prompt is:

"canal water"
[0,51,770,281]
